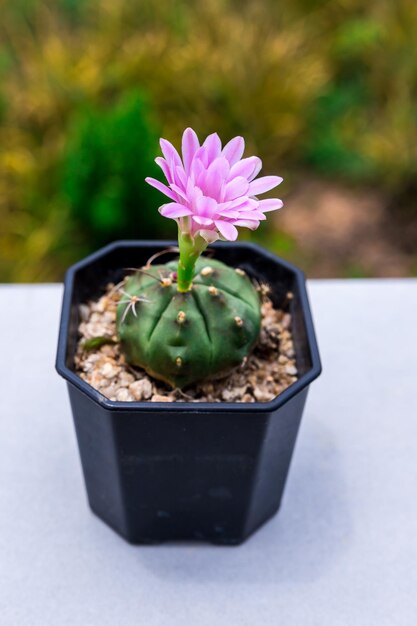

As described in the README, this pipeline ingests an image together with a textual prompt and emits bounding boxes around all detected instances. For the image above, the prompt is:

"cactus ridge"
[116,257,261,389]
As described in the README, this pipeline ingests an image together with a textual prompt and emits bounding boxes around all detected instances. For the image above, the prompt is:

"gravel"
[74,281,298,403]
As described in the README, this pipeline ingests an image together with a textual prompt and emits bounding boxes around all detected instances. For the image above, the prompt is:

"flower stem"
[177,230,208,292]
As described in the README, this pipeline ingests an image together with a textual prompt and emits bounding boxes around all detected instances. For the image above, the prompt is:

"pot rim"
[56,240,322,413]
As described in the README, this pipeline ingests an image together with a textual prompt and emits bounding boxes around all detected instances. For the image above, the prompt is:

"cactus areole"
[116,128,284,388]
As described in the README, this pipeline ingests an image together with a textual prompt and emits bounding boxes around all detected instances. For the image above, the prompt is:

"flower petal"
[233,219,260,230]
[193,215,213,226]
[203,133,222,162]
[217,209,240,219]
[160,138,182,168]
[174,165,187,190]
[258,198,284,212]
[219,197,258,211]
[170,183,189,202]
[214,220,238,241]
[193,146,209,168]
[204,156,229,200]
[236,210,266,220]
[224,176,250,201]
[145,177,178,201]
[181,127,200,174]
[155,157,172,184]
[199,229,219,243]
[190,157,205,181]
[186,177,196,199]
[159,203,193,218]
[229,156,261,181]
[248,159,262,181]
[196,195,217,218]
[248,176,283,195]
[222,136,245,165]
[170,162,184,188]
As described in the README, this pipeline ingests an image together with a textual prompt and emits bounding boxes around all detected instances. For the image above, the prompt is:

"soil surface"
[74,281,298,403]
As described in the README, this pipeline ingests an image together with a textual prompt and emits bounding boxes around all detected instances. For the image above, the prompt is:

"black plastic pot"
[56,240,321,544]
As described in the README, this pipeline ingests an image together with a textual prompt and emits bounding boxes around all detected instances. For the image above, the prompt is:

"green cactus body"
[116,257,261,388]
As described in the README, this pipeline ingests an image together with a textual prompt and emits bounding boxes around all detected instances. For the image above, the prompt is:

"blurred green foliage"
[0,0,416,280]
[63,91,166,245]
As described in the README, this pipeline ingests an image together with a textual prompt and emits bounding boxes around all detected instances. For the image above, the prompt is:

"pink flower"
[145,128,283,242]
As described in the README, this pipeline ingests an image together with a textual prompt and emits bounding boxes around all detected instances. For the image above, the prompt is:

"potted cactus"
[56,128,321,544]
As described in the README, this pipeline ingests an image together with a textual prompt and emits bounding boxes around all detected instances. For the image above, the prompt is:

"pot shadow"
[134,418,352,586]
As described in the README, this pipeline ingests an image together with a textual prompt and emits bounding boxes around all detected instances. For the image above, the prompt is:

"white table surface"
[0,280,416,625]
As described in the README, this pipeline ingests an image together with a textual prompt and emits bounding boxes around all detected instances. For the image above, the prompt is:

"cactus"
[115,127,283,389]
[117,258,261,388]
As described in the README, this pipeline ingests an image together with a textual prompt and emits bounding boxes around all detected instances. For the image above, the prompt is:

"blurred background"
[1,0,416,282]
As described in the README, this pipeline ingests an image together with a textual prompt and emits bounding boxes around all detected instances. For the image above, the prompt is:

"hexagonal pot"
[56,240,321,545]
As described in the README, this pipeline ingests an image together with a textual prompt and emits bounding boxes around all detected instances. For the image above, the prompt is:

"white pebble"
[79,304,90,322]
[253,388,275,402]
[116,388,134,402]
[119,371,135,387]
[101,362,119,379]
[151,394,174,403]
[222,388,238,402]
[129,379,153,400]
